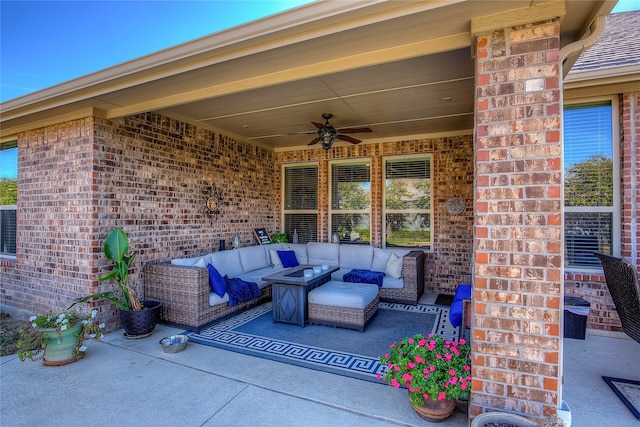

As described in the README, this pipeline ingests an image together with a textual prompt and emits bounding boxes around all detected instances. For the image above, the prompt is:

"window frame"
[281,161,319,244]
[563,96,620,272]
[328,158,372,245]
[0,140,18,258]
[382,154,433,251]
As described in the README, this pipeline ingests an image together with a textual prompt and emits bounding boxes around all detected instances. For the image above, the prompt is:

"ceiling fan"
[308,113,372,150]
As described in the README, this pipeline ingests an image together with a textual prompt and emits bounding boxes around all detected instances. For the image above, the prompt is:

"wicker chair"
[594,252,640,343]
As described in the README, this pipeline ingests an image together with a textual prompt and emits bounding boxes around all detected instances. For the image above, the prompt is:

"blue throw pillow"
[450,300,464,327]
[207,263,227,298]
[277,250,299,268]
[454,284,472,302]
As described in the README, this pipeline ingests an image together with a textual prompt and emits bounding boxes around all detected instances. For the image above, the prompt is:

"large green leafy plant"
[378,334,471,406]
[70,228,142,311]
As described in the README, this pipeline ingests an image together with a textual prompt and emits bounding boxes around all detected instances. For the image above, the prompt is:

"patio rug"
[187,301,458,383]
[602,376,640,419]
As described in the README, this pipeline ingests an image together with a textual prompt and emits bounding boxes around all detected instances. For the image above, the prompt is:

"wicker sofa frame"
[308,294,379,332]
[378,250,425,305]
[144,263,272,332]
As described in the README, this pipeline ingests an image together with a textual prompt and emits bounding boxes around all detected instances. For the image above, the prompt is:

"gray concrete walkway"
[1,322,639,426]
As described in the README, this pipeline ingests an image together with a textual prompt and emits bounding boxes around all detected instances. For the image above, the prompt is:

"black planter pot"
[119,300,161,338]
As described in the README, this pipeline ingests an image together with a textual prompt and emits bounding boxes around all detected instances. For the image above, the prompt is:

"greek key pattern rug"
[187,302,458,383]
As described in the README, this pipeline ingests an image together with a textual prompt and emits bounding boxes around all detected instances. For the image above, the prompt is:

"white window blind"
[283,163,318,243]
[329,161,371,244]
[564,101,617,267]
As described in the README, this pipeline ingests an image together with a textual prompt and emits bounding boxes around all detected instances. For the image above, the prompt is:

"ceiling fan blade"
[338,127,372,134]
[308,137,320,145]
[311,121,327,130]
[337,134,361,144]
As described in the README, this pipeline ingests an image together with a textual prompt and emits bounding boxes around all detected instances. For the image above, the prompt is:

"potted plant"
[70,227,160,338]
[270,232,289,244]
[378,334,472,422]
[17,309,104,365]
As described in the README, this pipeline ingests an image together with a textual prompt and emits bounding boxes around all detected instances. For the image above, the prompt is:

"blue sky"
[0,0,637,104]
[0,0,314,103]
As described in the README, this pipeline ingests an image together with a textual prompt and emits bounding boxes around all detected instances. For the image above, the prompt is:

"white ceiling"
[167,49,476,149]
[0,1,617,149]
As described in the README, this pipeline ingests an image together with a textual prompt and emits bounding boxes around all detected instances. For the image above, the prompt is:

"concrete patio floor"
[1,316,639,426]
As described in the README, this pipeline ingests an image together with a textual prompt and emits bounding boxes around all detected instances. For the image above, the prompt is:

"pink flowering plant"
[378,334,472,406]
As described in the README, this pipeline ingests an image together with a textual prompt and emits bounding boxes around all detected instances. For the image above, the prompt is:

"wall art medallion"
[445,197,465,215]
[203,186,223,219]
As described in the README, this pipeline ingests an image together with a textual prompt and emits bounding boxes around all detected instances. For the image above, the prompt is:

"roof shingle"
[571,10,640,72]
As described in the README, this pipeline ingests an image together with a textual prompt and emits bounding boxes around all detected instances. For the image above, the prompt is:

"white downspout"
[559,14,607,76]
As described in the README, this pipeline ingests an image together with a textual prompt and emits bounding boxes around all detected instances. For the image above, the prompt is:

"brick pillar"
[472,19,562,420]
[621,92,640,262]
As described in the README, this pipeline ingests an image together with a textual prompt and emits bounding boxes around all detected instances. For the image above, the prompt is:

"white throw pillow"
[193,258,207,268]
[239,245,269,273]
[371,249,391,273]
[270,249,283,268]
[339,244,373,270]
[385,253,403,279]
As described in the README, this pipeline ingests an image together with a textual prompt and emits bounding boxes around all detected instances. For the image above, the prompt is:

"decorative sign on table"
[253,228,271,245]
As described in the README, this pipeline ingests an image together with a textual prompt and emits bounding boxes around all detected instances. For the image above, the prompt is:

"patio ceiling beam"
[470,1,567,36]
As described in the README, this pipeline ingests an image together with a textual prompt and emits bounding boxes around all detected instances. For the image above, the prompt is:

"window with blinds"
[0,142,17,256]
[383,155,432,249]
[329,160,371,244]
[282,163,318,244]
[564,100,618,267]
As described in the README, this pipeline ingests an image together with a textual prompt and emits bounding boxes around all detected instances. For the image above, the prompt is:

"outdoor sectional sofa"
[144,242,424,332]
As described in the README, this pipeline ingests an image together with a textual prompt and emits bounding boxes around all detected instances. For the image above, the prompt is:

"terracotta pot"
[410,394,456,422]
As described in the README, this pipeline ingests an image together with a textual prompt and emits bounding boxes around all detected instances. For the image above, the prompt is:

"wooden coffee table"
[262,265,338,326]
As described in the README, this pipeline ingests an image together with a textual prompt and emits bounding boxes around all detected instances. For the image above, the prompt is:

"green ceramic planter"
[40,322,83,366]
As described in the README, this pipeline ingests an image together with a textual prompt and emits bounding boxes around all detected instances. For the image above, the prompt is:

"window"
[563,100,618,268]
[383,155,432,249]
[329,160,370,244]
[282,163,318,244]
[0,141,18,256]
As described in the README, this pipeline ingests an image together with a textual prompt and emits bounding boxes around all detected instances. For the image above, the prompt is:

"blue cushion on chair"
[207,263,227,298]
[450,300,464,327]
[277,250,299,268]
[454,284,472,302]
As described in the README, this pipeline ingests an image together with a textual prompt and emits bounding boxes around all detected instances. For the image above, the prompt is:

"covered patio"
[1,1,638,423]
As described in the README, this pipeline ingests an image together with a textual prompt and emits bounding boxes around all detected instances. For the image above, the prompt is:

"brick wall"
[620,91,640,264]
[275,135,475,293]
[1,113,277,330]
[2,112,475,328]
[0,118,97,317]
[472,20,563,420]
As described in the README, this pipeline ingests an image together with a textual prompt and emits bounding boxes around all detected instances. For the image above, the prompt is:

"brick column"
[472,19,563,420]
[621,92,640,262]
